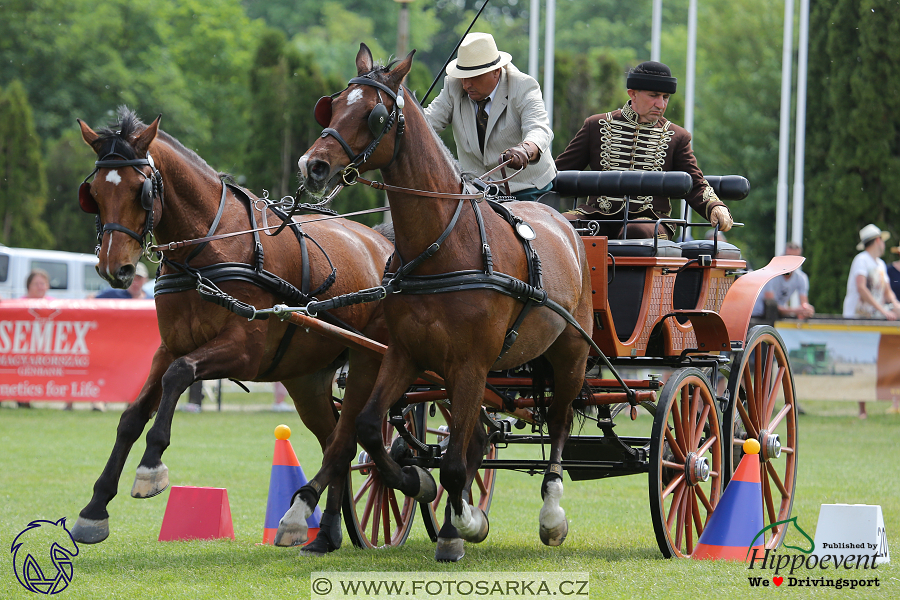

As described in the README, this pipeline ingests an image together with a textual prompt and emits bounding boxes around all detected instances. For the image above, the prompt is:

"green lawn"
[1,400,897,599]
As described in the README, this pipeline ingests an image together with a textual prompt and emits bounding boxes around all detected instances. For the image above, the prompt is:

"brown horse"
[70,108,392,554]
[282,45,594,562]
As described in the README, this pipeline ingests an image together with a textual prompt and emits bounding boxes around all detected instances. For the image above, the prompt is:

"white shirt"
[843,250,890,318]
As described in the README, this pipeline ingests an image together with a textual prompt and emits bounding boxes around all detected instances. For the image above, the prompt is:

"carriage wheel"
[419,403,498,542]
[342,410,419,549]
[649,367,723,558]
[723,325,798,550]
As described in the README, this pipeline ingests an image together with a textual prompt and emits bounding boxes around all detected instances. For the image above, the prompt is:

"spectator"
[751,242,815,322]
[843,224,899,321]
[843,225,899,419]
[272,382,293,412]
[23,269,51,299]
[17,269,52,407]
[888,246,900,303]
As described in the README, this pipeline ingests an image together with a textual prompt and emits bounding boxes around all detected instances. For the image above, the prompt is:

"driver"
[555,61,733,239]
[423,32,556,202]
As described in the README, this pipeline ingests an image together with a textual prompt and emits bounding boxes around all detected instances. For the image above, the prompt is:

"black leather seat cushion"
[679,240,742,260]
[607,239,682,258]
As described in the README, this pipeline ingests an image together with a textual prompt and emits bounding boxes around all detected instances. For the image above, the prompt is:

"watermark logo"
[745,516,882,590]
[10,518,79,594]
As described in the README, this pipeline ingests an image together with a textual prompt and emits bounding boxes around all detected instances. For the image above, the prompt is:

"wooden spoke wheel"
[649,367,723,558]
[723,325,798,549]
[342,410,419,549]
[419,403,498,542]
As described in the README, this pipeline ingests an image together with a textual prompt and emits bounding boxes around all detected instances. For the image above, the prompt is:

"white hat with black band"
[446,33,512,79]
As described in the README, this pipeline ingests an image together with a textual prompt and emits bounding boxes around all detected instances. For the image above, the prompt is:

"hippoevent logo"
[745,517,882,590]
[10,518,80,594]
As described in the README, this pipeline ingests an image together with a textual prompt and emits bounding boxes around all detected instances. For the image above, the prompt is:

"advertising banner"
[0,299,159,403]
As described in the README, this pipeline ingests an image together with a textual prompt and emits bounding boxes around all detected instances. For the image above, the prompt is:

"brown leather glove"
[709,205,734,232]
[501,144,531,170]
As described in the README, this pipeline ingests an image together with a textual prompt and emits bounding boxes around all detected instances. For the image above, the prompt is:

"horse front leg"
[433,373,491,562]
[70,345,172,544]
[356,348,436,499]
[132,331,263,498]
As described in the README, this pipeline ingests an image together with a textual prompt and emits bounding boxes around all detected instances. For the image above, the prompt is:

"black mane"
[93,106,216,176]
[93,107,144,159]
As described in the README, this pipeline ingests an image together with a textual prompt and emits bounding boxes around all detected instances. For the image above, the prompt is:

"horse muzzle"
[97,262,136,289]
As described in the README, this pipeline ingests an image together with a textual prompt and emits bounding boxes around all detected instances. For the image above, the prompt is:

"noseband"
[316,73,407,183]
[79,145,164,257]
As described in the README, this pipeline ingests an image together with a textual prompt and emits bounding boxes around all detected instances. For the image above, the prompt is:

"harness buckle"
[341,167,360,186]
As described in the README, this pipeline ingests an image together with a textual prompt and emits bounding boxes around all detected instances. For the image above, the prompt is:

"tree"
[804,0,900,312]
[0,80,52,248]
[43,128,100,254]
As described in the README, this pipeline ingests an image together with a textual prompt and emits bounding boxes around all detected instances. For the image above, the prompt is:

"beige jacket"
[424,64,556,194]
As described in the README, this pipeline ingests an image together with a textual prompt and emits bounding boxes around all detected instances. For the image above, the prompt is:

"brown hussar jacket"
[554,102,724,221]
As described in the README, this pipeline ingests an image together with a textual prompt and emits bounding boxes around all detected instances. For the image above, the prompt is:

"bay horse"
[71,108,392,554]
[280,45,593,562]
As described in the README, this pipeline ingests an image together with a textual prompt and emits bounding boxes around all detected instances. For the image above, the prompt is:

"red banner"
[0,299,159,403]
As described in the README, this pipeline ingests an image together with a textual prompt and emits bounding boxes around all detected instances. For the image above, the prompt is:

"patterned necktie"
[475,98,489,153]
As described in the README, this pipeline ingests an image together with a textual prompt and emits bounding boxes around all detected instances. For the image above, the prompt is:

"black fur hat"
[626,61,677,94]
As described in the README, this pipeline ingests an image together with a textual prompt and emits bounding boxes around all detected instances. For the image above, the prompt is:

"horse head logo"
[10,518,80,594]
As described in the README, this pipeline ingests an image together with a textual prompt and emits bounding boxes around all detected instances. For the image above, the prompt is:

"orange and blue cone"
[262,424,322,544]
[692,438,765,560]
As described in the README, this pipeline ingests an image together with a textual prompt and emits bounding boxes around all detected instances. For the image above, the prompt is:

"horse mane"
[95,106,220,180]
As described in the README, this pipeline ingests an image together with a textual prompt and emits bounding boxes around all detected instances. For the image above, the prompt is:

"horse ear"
[133,114,161,155]
[388,49,416,87]
[356,43,374,75]
[78,119,101,151]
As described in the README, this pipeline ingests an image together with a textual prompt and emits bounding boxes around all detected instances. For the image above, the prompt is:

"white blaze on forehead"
[347,88,364,105]
[104,170,122,185]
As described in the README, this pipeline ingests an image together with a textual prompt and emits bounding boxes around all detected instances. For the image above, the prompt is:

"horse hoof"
[131,464,170,498]
[300,536,337,556]
[435,537,465,562]
[456,507,490,544]
[70,517,109,544]
[274,500,312,547]
[406,466,437,503]
[274,523,309,547]
[539,517,568,547]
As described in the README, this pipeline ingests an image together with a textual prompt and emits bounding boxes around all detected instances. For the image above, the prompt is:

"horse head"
[78,110,161,288]
[299,44,414,198]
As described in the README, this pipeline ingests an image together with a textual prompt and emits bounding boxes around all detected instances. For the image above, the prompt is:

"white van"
[0,245,111,299]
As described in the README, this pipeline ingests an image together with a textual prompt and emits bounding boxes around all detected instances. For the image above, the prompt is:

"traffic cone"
[262,424,321,544]
[692,439,765,560]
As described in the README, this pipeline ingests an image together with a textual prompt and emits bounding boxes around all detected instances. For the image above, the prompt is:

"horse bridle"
[314,73,407,183]
[78,146,164,257]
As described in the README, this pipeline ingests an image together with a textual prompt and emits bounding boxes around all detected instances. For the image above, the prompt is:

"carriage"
[73,47,800,562]
[272,168,801,559]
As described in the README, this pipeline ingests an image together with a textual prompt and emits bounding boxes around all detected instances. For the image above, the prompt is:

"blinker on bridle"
[313,74,407,183]
[78,142,164,257]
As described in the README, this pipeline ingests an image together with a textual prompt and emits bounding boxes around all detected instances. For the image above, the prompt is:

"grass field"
[1,398,898,599]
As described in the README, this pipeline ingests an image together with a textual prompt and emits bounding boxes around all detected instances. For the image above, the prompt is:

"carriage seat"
[678,239,742,260]
[607,239,682,258]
